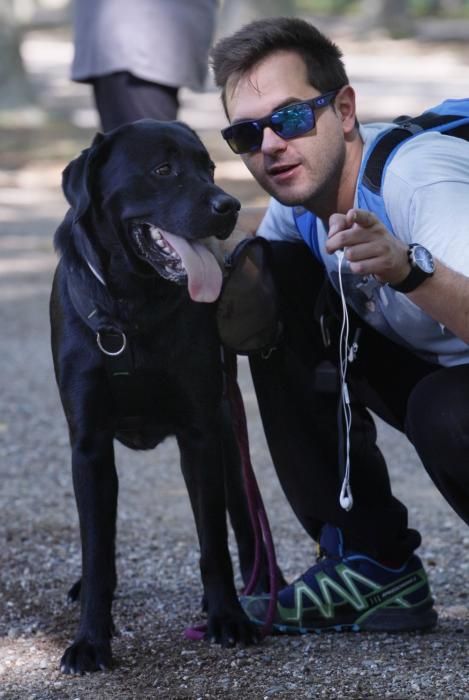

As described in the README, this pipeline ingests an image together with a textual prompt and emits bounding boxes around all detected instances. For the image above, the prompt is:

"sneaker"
[240,525,437,634]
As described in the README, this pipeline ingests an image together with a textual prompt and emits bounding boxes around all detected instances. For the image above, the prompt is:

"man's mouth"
[267,162,300,179]
[131,222,223,303]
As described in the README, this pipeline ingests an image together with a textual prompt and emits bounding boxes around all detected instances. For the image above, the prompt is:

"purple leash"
[185,350,279,640]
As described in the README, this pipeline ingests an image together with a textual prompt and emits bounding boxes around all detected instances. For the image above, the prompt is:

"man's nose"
[260,127,287,155]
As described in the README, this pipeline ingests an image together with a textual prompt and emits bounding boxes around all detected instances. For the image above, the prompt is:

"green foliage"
[293,0,358,13]
[293,0,469,17]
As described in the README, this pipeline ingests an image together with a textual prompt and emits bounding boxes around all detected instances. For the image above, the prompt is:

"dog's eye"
[206,161,215,181]
[153,163,172,177]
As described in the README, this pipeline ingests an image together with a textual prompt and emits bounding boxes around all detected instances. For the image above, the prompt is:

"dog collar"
[86,258,107,286]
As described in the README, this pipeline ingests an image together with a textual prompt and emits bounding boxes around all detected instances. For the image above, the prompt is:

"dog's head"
[60,120,241,302]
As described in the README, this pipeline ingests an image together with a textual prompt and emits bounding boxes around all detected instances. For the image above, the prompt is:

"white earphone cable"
[336,250,353,511]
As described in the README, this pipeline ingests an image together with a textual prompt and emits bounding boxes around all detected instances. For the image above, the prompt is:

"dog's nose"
[212,193,241,216]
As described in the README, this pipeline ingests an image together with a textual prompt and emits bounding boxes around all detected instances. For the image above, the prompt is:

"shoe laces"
[316,545,328,562]
[316,545,341,564]
[289,546,339,587]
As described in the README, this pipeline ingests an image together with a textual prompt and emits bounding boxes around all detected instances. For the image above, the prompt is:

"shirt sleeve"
[383,132,469,276]
[257,197,302,242]
[408,181,469,275]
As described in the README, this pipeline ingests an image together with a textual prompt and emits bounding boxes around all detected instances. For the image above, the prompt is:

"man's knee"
[406,365,469,449]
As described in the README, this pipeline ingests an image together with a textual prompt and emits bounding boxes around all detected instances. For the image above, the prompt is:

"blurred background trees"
[1,0,69,111]
[0,0,34,109]
[2,0,469,112]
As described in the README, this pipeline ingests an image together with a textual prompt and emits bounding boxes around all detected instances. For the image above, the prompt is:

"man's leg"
[245,242,436,632]
[249,241,420,562]
[405,364,469,525]
[347,317,469,525]
[92,71,179,131]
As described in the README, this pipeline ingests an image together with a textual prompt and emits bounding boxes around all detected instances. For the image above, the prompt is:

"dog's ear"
[62,132,106,219]
[61,132,108,282]
[175,120,206,146]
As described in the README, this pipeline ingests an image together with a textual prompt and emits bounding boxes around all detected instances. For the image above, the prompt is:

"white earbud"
[339,483,353,511]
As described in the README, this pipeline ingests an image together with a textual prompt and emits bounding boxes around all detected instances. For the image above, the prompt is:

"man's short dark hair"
[210,17,349,115]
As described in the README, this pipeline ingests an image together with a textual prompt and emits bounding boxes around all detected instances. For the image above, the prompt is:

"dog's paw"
[206,607,261,648]
[60,638,112,674]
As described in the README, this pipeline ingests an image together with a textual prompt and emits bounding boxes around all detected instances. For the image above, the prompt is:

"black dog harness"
[66,263,145,420]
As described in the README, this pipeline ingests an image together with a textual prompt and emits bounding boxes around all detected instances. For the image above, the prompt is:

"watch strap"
[389,244,434,293]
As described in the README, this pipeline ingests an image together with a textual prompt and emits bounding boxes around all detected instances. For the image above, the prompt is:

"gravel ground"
[1,25,468,700]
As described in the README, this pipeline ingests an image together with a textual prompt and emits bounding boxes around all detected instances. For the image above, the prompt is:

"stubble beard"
[260,142,346,220]
[300,143,346,219]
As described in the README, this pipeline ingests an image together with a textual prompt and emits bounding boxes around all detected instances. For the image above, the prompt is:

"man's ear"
[334,85,357,135]
[62,131,106,221]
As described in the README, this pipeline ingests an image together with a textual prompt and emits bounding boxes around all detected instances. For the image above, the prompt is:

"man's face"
[225,50,346,212]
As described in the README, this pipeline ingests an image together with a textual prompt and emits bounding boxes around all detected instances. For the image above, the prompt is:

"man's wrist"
[388,254,412,287]
[389,244,435,293]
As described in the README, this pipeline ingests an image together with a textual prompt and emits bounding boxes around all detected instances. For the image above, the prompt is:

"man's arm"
[408,262,469,345]
[326,208,469,345]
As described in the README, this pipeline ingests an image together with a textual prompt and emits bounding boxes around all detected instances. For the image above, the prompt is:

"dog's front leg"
[178,431,259,647]
[60,434,118,674]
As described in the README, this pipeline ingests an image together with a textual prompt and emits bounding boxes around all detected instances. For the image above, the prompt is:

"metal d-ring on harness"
[96,330,127,356]
[66,266,138,406]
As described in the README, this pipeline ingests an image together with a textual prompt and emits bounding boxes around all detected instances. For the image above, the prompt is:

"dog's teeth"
[163,246,171,254]
[156,239,166,248]
[150,228,162,240]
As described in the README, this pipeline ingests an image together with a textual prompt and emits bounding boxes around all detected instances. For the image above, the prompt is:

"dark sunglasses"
[221,90,340,155]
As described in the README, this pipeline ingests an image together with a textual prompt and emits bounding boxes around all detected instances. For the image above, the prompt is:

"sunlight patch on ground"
[0,165,63,189]
[0,282,53,302]
[344,39,468,84]
[21,32,74,72]
[215,160,252,181]
[0,184,66,225]
[0,254,56,276]
[0,636,65,685]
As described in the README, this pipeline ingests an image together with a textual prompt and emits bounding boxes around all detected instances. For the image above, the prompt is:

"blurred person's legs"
[92,71,179,131]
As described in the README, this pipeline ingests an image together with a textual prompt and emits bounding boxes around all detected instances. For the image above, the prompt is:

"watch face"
[412,245,435,273]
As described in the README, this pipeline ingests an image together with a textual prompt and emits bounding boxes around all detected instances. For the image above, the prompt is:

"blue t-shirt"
[258,123,469,368]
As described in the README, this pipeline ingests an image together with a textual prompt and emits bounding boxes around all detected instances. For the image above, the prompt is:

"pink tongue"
[162,232,223,303]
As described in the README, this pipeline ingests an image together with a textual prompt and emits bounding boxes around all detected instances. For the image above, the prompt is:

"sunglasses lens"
[271,103,314,138]
[226,122,262,154]
[222,99,321,153]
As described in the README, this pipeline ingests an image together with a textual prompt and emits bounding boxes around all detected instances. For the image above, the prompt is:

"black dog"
[50,120,262,674]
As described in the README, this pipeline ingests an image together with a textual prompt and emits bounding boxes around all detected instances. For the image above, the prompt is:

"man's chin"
[262,177,313,207]
[269,188,310,207]
[259,182,300,207]
[266,180,331,214]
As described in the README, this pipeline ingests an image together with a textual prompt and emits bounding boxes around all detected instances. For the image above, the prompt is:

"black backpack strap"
[362,112,467,194]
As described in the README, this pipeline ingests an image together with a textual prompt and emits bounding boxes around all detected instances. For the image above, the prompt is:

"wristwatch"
[389,244,435,293]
